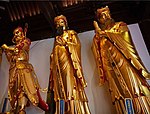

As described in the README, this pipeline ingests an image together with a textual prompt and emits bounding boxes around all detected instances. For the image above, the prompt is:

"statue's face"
[99,11,111,24]
[56,19,67,28]
[13,28,24,43]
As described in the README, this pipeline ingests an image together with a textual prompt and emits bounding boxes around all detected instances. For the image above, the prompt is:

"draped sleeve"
[92,33,106,85]
[67,30,87,87]
[106,22,150,79]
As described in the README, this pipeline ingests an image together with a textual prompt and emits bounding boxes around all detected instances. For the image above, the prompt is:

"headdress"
[13,27,23,34]
[97,6,110,18]
[12,26,24,43]
[54,15,67,25]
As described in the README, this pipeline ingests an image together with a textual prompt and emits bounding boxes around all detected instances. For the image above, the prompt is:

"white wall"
[0,23,149,114]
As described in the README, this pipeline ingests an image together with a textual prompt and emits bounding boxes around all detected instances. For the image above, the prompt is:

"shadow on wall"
[139,19,150,55]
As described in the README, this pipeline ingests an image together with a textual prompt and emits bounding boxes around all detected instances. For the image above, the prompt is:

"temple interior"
[0,1,150,54]
[0,1,150,114]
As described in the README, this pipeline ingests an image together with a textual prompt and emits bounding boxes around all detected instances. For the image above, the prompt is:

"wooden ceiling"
[0,1,150,54]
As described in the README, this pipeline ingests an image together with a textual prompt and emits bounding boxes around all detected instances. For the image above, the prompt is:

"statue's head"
[54,15,68,30]
[12,27,25,43]
[97,6,111,24]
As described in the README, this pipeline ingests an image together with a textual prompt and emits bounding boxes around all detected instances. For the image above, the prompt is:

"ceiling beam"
[38,1,56,34]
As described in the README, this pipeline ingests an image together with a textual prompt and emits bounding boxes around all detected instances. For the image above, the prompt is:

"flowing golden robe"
[50,30,90,114]
[92,21,150,114]
[4,38,41,112]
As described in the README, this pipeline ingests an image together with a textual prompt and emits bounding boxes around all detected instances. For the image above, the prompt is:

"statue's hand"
[97,30,106,36]
[1,44,8,50]
[93,21,105,37]
[93,21,101,33]
[56,36,66,45]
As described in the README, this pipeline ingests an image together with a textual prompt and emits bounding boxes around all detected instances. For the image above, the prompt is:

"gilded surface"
[92,6,150,114]
[50,15,91,114]
[1,26,48,114]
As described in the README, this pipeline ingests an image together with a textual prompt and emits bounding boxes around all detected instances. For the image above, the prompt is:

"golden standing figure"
[50,15,91,114]
[1,25,49,114]
[92,6,150,114]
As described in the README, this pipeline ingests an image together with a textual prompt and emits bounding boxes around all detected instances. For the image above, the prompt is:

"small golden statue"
[1,25,49,114]
[92,6,150,114]
[50,15,91,114]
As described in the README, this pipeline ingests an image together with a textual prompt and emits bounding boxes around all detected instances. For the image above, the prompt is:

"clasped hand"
[1,44,8,50]
[56,36,67,46]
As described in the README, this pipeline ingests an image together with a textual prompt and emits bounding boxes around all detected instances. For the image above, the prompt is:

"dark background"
[0,1,150,54]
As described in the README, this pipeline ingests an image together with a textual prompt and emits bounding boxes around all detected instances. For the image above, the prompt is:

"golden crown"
[54,15,67,24]
[97,6,110,17]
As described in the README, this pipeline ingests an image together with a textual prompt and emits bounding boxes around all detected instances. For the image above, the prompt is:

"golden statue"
[92,6,150,114]
[50,15,91,114]
[1,25,49,114]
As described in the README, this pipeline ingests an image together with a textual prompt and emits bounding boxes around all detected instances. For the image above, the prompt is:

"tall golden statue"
[50,15,91,114]
[1,25,49,114]
[92,6,150,114]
